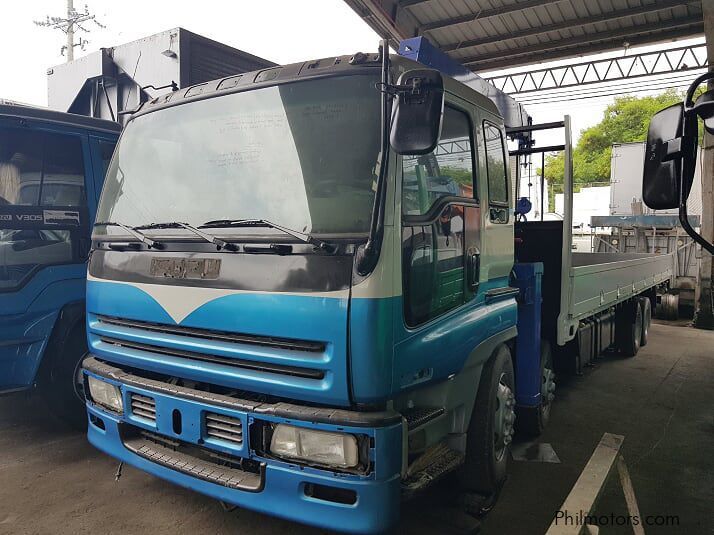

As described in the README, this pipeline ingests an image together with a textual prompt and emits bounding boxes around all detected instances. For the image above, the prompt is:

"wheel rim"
[494,373,516,461]
[72,352,88,403]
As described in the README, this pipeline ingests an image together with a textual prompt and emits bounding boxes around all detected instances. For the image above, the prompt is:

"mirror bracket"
[662,137,682,161]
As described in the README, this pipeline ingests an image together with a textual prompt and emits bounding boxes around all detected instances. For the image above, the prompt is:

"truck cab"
[80,52,523,533]
[0,103,120,422]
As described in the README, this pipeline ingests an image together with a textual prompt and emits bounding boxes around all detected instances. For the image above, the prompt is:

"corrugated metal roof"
[344,0,704,72]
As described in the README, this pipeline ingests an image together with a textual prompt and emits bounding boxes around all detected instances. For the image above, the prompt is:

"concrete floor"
[0,321,712,535]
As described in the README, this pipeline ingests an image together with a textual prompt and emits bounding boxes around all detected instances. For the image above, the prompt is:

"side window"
[483,122,508,222]
[40,132,86,207]
[98,140,116,177]
[402,106,475,216]
[0,128,43,206]
[401,106,475,327]
[0,128,87,291]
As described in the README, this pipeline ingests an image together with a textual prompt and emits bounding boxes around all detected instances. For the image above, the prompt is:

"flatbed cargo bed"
[566,252,673,321]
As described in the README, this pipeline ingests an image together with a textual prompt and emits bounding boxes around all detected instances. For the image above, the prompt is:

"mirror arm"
[685,71,714,109]
[679,194,714,255]
[357,40,392,276]
[677,114,714,254]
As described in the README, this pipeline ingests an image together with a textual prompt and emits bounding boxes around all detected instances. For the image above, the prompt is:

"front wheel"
[459,345,515,495]
[41,328,88,429]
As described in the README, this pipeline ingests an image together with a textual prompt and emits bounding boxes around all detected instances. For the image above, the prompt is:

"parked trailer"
[79,44,671,533]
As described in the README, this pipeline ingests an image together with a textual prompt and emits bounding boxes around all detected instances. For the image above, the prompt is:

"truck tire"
[459,345,515,495]
[638,297,652,347]
[517,340,555,437]
[41,325,88,429]
[616,300,642,357]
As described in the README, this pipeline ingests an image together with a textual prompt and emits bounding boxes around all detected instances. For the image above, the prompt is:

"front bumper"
[83,357,403,534]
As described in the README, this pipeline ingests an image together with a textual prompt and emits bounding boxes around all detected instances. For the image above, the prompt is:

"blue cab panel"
[0,105,119,393]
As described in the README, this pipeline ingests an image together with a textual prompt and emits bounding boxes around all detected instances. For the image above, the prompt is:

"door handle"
[468,249,480,290]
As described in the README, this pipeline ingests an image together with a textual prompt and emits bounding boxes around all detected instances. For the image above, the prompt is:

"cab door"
[0,120,92,391]
[394,98,484,388]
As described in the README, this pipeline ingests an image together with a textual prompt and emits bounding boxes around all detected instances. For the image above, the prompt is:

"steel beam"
[440,0,699,53]
[487,43,707,94]
[463,21,705,72]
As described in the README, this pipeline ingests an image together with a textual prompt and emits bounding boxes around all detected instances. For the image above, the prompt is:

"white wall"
[556,186,611,231]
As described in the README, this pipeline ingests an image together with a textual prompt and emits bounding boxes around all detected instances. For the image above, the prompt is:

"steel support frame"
[696,2,714,329]
[486,43,708,95]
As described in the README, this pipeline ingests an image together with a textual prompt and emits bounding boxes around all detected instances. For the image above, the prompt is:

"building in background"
[47,28,275,124]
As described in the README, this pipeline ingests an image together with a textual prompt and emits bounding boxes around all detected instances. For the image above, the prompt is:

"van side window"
[483,122,508,222]
[402,106,475,216]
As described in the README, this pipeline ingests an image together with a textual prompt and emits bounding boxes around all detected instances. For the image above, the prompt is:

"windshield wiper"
[199,218,335,252]
[94,221,161,248]
[133,222,238,251]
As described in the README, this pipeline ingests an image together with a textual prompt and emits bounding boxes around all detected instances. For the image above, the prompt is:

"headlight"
[270,424,359,469]
[87,376,123,413]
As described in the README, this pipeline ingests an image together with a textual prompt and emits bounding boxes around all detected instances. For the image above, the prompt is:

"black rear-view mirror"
[390,69,444,155]
[642,103,697,210]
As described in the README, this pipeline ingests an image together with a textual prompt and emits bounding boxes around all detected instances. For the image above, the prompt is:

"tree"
[542,90,685,210]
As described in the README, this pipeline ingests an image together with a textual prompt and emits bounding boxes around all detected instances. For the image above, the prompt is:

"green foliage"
[441,166,473,187]
[542,90,685,196]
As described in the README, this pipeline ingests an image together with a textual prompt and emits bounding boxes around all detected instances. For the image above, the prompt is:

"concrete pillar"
[695,1,714,329]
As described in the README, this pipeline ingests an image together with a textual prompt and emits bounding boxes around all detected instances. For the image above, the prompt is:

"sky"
[0,0,706,147]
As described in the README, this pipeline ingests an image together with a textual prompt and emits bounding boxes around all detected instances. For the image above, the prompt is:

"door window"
[0,127,87,291]
[402,106,475,216]
[483,121,508,223]
[401,106,476,327]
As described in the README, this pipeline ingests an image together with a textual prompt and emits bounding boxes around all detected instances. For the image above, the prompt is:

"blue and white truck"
[0,102,120,424]
[80,43,672,532]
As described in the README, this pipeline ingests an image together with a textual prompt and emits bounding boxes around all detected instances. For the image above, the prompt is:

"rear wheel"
[638,296,652,347]
[41,328,88,429]
[518,340,555,436]
[616,300,643,357]
[459,345,515,495]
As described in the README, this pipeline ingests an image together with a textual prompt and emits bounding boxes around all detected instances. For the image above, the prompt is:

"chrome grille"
[130,393,156,422]
[205,412,243,445]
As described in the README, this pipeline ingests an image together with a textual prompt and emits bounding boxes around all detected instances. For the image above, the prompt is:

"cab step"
[402,442,464,499]
[403,406,445,430]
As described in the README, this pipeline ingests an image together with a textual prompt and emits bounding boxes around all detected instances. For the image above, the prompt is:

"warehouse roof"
[344,0,704,72]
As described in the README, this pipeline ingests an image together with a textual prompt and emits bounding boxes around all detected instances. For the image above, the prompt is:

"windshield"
[96,74,381,237]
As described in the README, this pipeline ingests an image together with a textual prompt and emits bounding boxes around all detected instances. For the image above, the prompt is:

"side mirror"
[390,69,444,155]
[642,103,697,210]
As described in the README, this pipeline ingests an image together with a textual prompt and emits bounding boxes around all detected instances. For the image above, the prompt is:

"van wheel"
[616,301,642,357]
[638,297,652,347]
[518,340,555,437]
[41,328,88,429]
[459,345,515,494]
